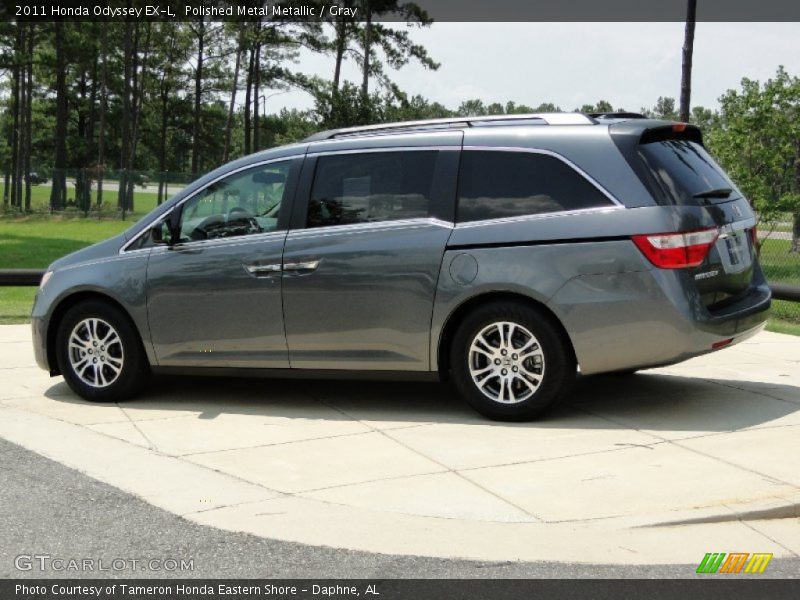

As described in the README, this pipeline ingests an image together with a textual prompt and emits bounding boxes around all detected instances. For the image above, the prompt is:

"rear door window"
[456,150,615,223]
[637,140,742,206]
[307,151,438,228]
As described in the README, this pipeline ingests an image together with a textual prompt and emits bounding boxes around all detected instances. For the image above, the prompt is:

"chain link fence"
[758,217,800,328]
[1,168,200,219]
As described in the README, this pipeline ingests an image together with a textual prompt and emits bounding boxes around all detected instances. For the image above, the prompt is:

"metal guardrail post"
[0,269,44,286]
[770,283,800,303]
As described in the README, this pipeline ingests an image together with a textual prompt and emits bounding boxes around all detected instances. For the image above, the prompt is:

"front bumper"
[31,314,51,372]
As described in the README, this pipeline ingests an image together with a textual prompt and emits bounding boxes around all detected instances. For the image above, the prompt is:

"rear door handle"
[283,259,320,274]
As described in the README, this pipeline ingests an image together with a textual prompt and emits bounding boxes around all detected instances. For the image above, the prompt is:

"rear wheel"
[55,300,150,402]
[450,302,575,421]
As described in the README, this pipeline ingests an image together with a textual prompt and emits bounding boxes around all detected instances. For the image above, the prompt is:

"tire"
[55,300,151,402]
[450,301,575,421]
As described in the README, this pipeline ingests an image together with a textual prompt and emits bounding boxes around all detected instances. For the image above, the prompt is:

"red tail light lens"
[632,228,719,269]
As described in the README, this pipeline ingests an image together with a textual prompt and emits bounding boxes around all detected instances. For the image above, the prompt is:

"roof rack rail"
[302,113,594,142]
[588,111,647,120]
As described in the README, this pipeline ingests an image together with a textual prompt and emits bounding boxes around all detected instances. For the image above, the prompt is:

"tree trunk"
[333,17,346,92]
[253,39,261,152]
[50,22,68,212]
[244,45,254,155]
[24,23,33,212]
[96,25,108,208]
[10,24,22,210]
[76,71,88,212]
[223,42,242,162]
[158,88,169,205]
[679,0,697,123]
[191,17,205,174]
[361,4,373,100]
[126,23,152,214]
[119,21,133,213]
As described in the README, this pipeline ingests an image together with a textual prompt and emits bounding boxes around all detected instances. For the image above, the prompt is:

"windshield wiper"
[693,187,733,199]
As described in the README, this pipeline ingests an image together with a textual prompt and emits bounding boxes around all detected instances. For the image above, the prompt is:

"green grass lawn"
[1,182,165,218]
[759,237,800,285]
[1,215,799,335]
[0,217,130,324]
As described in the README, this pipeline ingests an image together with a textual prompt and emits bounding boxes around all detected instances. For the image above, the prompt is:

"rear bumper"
[548,268,771,375]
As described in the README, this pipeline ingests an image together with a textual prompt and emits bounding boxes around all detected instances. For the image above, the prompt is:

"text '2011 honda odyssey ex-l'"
[31,113,771,421]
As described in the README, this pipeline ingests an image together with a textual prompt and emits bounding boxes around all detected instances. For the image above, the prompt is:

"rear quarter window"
[456,150,615,223]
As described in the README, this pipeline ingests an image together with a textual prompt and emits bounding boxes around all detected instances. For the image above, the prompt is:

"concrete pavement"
[5,436,799,578]
[1,324,799,566]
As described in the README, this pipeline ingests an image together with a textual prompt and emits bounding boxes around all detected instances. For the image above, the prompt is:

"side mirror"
[151,209,181,246]
[166,207,181,238]
[151,223,165,244]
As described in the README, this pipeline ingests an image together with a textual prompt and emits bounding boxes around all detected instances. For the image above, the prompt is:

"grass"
[1,215,799,334]
[759,238,800,285]
[0,216,131,323]
[1,182,165,219]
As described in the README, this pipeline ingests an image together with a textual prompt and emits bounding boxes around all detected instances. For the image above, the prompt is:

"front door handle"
[244,263,282,277]
[283,259,320,274]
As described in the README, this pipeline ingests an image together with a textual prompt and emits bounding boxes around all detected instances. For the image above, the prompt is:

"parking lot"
[1,324,798,566]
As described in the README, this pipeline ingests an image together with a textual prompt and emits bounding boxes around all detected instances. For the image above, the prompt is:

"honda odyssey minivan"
[31,113,771,420]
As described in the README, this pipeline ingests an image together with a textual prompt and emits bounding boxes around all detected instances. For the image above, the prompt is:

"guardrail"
[1,268,799,302]
[0,269,45,287]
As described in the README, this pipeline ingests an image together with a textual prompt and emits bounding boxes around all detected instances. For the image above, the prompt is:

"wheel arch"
[436,291,577,378]
[46,291,147,376]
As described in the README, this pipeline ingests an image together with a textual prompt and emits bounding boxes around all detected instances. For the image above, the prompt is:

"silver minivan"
[31,113,771,420]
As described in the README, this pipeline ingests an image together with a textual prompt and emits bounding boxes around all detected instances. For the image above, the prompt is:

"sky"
[269,22,800,114]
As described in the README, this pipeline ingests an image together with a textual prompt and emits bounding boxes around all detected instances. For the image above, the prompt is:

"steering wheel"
[227,207,261,234]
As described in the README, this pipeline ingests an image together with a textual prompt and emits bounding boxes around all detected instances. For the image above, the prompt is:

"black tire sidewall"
[451,301,575,421]
[55,301,149,402]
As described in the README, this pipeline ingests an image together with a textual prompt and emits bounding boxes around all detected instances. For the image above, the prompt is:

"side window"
[456,151,614,223]
[307,151,438,228]
[177,161,291,242]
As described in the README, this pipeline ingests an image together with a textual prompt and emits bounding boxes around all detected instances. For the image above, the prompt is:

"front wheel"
[450,302,575,421]
[55,300,150,402]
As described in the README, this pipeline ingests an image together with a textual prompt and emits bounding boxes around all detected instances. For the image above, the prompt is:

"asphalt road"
[1,438,797,580]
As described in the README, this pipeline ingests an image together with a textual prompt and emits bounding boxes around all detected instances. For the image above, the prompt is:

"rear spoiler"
[639,123,703,145]
[608,119,704,145]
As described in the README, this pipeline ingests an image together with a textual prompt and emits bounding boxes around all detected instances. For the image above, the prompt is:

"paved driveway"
[1,325,798,565]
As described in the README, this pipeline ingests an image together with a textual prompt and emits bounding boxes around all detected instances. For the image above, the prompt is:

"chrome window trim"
[288,217,452,240]
[118,156,301,254]
[454,205,624,229]
[307,145,460,156]
[457,146,625,224]
[148,230,289,255]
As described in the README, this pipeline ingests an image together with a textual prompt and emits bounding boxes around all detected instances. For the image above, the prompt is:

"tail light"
[632,227,719,269]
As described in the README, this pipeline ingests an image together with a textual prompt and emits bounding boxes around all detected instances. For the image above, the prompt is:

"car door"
[146,157,301,368]
[282,134,461,371]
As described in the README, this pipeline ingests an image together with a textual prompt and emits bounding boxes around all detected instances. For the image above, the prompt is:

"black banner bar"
[3,0,800,22]
[3,579,800,600]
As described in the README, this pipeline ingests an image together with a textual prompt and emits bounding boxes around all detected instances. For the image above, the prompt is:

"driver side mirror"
[151,208,182,246]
